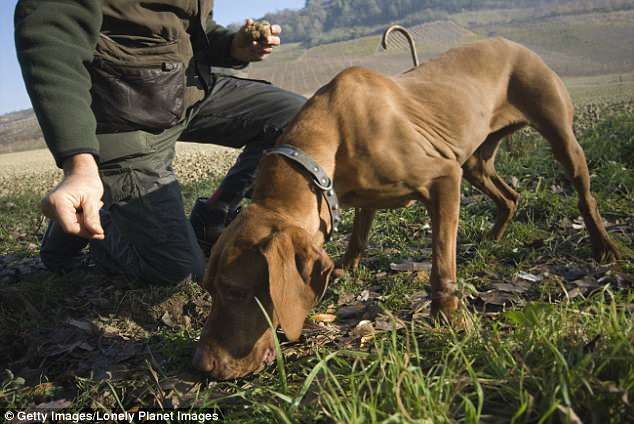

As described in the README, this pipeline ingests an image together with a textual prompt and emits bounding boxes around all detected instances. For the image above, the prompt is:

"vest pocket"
[90,56,185,133]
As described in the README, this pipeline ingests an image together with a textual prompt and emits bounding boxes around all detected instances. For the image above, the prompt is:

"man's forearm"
[205,16,247,68]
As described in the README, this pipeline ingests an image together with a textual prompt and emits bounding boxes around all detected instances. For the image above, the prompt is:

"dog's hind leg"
[463,125,525,240]
[512,70,620,261]
[339,208,377,272]
[537,123,620,262]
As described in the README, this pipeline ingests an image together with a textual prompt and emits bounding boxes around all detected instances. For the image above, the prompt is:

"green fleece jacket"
[14,0,239,167]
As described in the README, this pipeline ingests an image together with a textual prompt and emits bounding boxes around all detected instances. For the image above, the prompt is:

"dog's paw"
[333,258,361,279]
[431,296,460,319]
[594,241,622,263]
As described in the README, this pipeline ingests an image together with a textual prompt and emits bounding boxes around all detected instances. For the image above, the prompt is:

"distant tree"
[259,0,633,46]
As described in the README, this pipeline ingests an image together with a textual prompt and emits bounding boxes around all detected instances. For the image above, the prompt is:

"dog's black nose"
[192,346,216,373]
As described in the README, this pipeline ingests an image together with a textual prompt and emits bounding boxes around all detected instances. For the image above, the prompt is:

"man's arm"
[205,16,246,68]
[14,0,102,168]
[15,0,105,240]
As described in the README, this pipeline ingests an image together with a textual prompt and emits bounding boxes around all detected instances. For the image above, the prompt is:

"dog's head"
[192,205,334,380]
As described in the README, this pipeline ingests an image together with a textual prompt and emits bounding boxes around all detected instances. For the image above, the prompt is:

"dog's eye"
[224,287,249,302]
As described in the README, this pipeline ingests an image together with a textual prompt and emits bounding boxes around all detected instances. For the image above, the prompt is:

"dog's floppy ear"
[202,244,221,294]
[260,226,334,341]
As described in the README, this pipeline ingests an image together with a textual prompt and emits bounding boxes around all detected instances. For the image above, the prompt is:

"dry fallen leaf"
[491,282,529,294]
[161,312,177,328]
[66,319,94,333]
[516,271,543,283]
[561,267,587,281]
[352,320,375,337]
[337,292,355,305]
[390,261,432,272]
[570,278,601,290]
[357,290,371,302]
[375,314,406,332]
[313,314,337,323]
[566,287,584,299]
[336,302,380,325]
[479,290,516,307]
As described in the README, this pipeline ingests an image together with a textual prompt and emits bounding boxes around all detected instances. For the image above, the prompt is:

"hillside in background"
[2,3,634,155]
[248,9,634,97]
[258,0,634,46]
[0,110,43,155]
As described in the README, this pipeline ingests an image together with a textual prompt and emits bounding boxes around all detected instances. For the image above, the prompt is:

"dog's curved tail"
[381,25,420,68]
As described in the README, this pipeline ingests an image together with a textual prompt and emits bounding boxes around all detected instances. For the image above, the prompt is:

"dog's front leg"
[339,208,377,272]
[425,163,463,319]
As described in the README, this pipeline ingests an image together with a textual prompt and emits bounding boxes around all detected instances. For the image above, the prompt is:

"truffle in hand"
[241,20,273,44]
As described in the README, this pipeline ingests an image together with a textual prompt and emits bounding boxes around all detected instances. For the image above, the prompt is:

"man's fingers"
[42,195,81,235]
[81,197,105,239]
[41,193,105,240]
[247,47,273,61]
[40,196,55,219]
[265,36,280,46]
[56,205,83,235]
[271,24,282,35]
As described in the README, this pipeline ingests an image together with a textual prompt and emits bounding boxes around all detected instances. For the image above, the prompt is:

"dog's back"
[303,38,572,165]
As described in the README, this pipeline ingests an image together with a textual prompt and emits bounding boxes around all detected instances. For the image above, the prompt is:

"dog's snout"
[192,346,216,373]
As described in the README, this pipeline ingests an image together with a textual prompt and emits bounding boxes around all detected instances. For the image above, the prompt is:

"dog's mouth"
[192,343,276,380]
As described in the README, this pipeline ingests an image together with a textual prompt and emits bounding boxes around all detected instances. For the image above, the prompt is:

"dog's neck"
[252,142,336,243]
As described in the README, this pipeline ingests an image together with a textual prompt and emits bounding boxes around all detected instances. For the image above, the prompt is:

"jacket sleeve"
[205,15,247,68]
[14,0,102,168]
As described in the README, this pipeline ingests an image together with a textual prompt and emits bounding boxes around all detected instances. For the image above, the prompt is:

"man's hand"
[230,19,282,63]
[41,154,105,240]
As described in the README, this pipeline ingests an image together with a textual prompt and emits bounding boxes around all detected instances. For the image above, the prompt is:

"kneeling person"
[15,1,305,284]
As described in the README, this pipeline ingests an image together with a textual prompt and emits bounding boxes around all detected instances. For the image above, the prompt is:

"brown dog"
[192,37,620,379]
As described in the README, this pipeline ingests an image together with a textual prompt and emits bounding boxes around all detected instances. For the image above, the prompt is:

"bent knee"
[271,92,306,128]
[139,248,205,285]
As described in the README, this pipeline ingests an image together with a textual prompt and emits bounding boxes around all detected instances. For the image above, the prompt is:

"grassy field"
[0,95,633,422]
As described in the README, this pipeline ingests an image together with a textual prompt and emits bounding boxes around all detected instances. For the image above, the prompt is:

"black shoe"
[189,198,231,256]
[40,220,89,273]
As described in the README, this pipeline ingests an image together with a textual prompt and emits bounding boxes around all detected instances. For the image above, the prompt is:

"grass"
[565,73,634,105]
[313,294,634,423]
[0,102,633,422]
